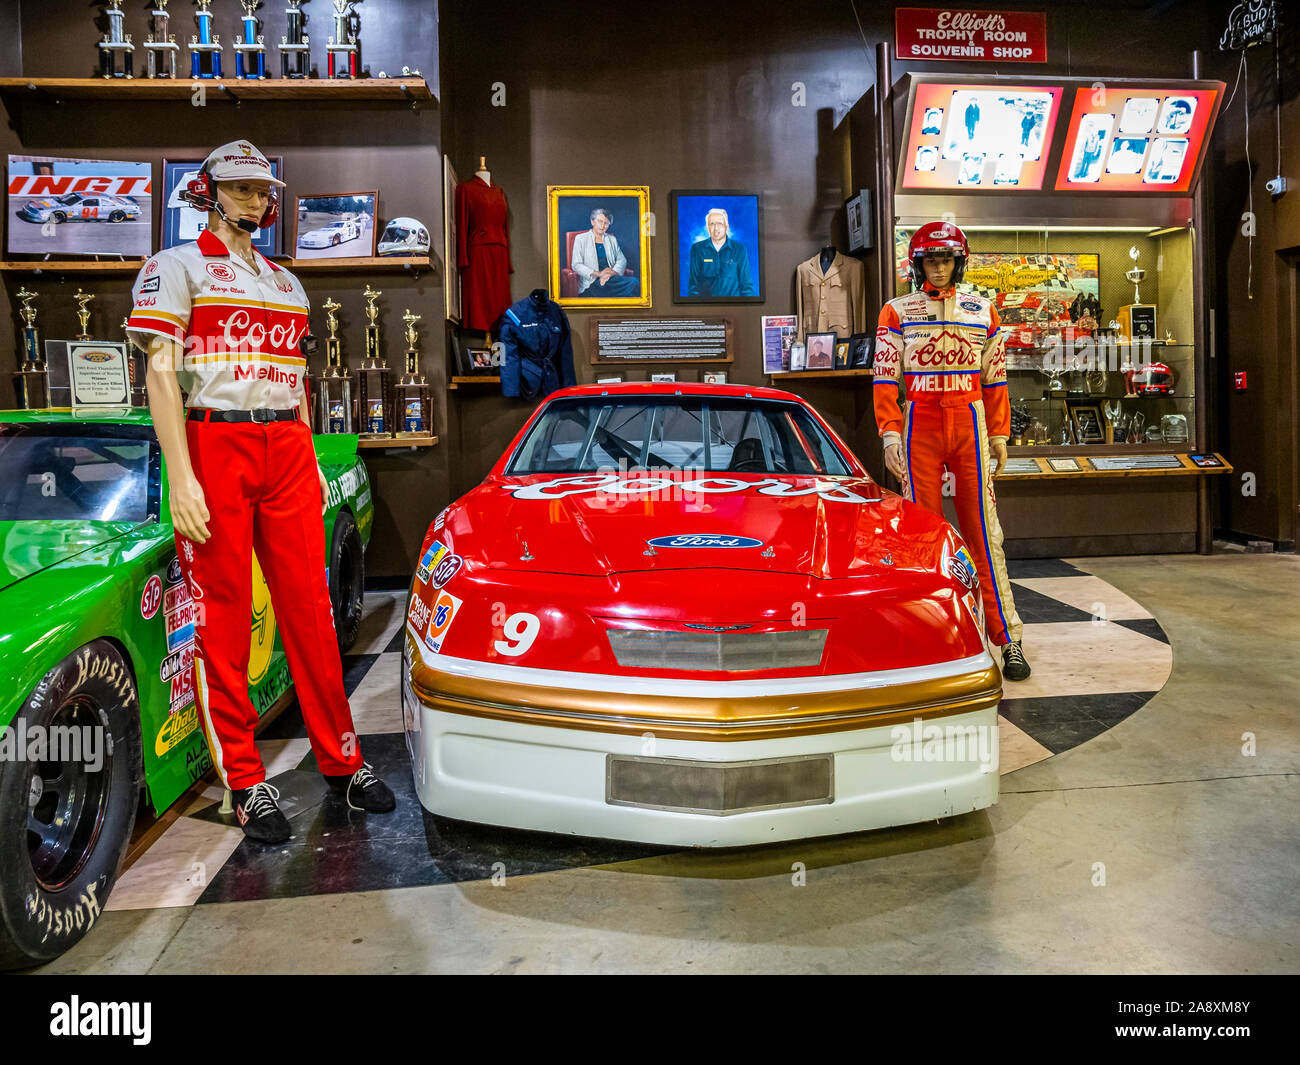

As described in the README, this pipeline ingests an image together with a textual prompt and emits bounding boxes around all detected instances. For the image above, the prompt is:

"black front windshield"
[507,396,853,476]
[0,429,155,522]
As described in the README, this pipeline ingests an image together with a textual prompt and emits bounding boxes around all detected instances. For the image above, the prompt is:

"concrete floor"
[37,554,1300,974]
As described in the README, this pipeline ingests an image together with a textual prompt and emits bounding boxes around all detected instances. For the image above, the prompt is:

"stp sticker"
[430,553,463,589]
[424,591,463,654]
[206,262,237,282]
[141,575,163,620]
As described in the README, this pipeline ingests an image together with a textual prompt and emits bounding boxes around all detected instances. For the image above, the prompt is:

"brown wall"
[0,0,446,579]
[1206,6,1299,547]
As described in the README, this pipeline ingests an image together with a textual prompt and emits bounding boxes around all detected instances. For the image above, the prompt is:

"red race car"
[402,383,1002,846]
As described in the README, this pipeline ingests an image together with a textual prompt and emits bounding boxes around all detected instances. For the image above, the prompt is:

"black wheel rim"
[333,532,364,634]
[26,696,112,891]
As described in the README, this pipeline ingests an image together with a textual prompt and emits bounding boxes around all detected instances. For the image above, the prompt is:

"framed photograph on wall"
[669,189,762,303]
[7,154,152,258]
[805,331,836,370]
[844,189,872,253]
[293,190,378,260]
[547,186,651,308]
[849,332,874,368]
[162,157,283,254]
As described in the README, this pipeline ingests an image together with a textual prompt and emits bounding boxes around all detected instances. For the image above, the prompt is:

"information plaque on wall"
[589,317,733,364]
[1088,454,1185,472]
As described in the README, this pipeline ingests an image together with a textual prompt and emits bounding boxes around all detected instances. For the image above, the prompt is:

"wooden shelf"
[0,256,431,275]
[996,452,1232,481]
[357,434,438,450]
[0,76,434,105]
[768,368,874,380]
[273,256,433,273]
[0,259,144,273]
[448,375,500,390]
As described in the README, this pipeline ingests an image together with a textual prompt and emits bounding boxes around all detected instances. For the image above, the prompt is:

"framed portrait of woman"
[547,186,652,308]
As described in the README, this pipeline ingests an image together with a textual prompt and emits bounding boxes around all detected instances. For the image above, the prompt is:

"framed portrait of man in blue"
[670,190,762,304]
[161,157,283,255]
[547,186,651,308]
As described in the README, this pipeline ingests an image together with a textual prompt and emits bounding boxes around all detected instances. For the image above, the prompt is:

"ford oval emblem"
[646,534,764,549]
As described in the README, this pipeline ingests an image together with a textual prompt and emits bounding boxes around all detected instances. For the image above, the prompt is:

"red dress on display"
[455,175,513,331]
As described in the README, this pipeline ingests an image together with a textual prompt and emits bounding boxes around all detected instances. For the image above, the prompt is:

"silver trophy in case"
[98,1,135,78]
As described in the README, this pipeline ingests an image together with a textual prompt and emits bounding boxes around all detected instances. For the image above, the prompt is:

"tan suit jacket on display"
[795,252,867,339]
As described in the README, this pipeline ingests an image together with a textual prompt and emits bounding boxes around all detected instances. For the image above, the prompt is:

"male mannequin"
[128,140,396,843]
[873,221,1030,680]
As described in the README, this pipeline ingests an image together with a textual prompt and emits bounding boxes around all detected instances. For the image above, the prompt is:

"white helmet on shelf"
[377,216,431,256]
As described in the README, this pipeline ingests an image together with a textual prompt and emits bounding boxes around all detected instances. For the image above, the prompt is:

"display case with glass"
[892,223,1199,458]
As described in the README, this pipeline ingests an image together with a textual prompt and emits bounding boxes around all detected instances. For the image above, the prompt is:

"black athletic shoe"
[1002,640,1031,682]
[232,781,292,844]
[326,763,397,813]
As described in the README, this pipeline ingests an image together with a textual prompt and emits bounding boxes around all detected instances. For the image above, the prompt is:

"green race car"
[0,408,374,968]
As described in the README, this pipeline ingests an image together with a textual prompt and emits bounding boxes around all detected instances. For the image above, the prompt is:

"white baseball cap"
[202,140,286,186]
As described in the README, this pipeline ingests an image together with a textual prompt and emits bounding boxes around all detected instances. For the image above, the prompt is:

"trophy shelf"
[0,77,435,107]
[0,257,431,275]
[768,369,874,380]
[357,435,438,450]
[448,376,500,390]
[995,453,1232,481]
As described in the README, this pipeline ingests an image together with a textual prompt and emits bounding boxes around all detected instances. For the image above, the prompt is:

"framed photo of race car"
[292,190,378,261]
[6,154,152,259]
[162,156,283,255]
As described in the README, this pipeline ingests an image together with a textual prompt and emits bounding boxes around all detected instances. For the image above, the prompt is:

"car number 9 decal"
[494,612,540,657]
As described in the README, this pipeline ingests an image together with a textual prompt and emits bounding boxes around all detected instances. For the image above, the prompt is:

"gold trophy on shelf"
[13,287,49,410]
[355,284,392,438]
[1118,246,1157,342]
[74,290,96,341]
[316,296,354,433]
[395,308,431,440]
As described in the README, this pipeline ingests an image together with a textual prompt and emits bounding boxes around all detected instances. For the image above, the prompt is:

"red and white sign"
[896,8,1048,63]
[141,575,163,620]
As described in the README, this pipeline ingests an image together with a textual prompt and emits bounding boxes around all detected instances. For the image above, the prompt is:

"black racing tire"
[329,510,365,654]
[51,212,67,224]
[0,639,142,969]
[108,210,125,222]
[331,234,341,246]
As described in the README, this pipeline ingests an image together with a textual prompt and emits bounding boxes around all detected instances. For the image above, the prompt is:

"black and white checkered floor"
[104,558,1171,910]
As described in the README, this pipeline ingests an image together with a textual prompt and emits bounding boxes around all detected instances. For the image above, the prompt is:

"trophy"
[315,297,354,433]
[326,0,362,79]
[98,1,135,78]
[279,0,312,78]
[143,1,182,79]
[1118,246,1157,342]
[355,285,392,438]
[74,290,96,342]
[13,288,49,410]
[234,1,268,79]
[189,0,224,79]
[395,309,431,438]
[1102,400,1121,445]
[123,317,147,406]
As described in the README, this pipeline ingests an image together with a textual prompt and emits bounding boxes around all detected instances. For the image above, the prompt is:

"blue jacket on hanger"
[499,288,576,400]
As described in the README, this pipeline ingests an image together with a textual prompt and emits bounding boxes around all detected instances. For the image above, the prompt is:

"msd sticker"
[141,575,163,620]
[424,591,463,654]
[416,540,448,584]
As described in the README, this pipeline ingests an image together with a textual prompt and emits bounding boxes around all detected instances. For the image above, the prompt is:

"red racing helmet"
[1130,361,1176,395]
[908,221,970,289]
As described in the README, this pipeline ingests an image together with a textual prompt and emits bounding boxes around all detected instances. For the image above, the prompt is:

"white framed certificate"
[68,341,131,409]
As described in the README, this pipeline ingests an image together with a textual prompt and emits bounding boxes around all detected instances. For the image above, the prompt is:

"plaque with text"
[69,342,131,409]
[1001,458,1042,475]
[1088,454,1184,471]
[590,317,733,364]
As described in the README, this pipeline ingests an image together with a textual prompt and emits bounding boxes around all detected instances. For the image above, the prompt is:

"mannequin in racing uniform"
[128,140,397,843]
[873,221,1030,681]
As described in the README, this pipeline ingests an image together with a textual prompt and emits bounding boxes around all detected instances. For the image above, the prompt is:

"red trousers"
[900,398,1023,646]
[178,418,363,790]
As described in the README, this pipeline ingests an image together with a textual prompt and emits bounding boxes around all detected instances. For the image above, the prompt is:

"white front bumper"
[404,696,999,848]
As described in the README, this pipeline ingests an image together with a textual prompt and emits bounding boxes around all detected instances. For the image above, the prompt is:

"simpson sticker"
[139,276,161,294]
[430,553,463,589]
[424,591,463,654]
[163,581,192,615]
[140,575,163,620]
[416,540,448,584]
